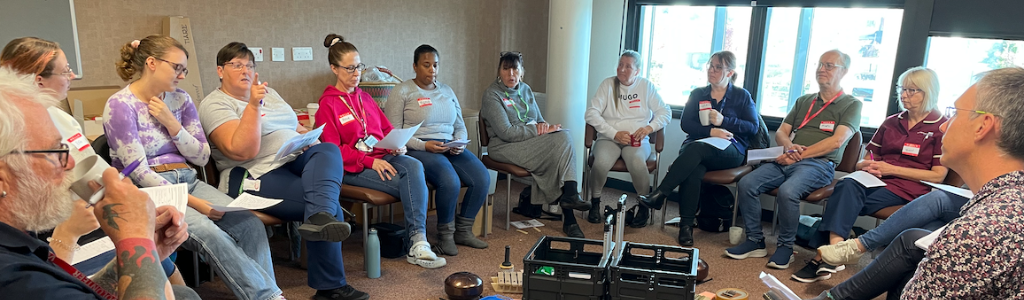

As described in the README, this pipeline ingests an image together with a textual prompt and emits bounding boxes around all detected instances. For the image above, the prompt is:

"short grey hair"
[620,50,641,68]
[974,67,1024,161]
[825,49,852,70]
[0,67,58,163]
[898,67,940,112]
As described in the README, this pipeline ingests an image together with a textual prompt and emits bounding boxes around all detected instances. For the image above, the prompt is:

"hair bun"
[323,34,345,48]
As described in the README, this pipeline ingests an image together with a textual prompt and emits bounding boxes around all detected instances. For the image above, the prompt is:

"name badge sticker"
[820,121,835,132]
[502,98,514,107]
[902,143,921,157]
[339,113,355,125]
[699,101,712,110]
[243,179,261,192]
[417,98,433,107]
[67,133,90,152]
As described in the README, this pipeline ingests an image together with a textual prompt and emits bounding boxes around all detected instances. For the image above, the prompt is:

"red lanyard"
[48,252,117,300]
[338,93,369,137]
[798,91,843,130]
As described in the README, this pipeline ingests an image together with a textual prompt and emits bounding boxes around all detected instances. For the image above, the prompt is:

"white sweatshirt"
[585,76,671,141]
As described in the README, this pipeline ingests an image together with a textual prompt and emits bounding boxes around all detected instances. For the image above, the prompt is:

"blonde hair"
[116,35,188,81]
[897,67,940,112]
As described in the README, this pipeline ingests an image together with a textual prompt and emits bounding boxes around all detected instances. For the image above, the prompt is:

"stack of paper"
[842,171,887,188]
[376,123,423,150]
[142,183,188,213]
[209,193,283,212]
[747,146,784,164]
[275,124,325,160]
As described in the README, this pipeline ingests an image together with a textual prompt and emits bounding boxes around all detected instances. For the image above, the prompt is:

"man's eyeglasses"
[333,63,366,74]
[12,144,70,168]
[153,57,189,77]
[896,86,924,96]
[223,62,255,71]
[945,106,994,119]
[816,62,845,71]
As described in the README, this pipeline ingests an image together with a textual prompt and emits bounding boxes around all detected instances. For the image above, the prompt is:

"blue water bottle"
[366,228,381,278]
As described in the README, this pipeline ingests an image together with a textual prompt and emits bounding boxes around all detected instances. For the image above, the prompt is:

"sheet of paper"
[759,272,801,300]
[842,171,887,188]
[375,123,422,150]
[915,225,947,250]
[141,183,188,213]
[441,139,470,148]
[696,137,732,150]
[510,219,545,229]
[747,146,784,164]
[209,192,283,212]
[664,217,681,225]
[71,237,114,265]
[922,181,974,199]
[275,124,325,160]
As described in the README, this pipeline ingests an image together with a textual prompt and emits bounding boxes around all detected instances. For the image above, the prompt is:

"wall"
[71,0,549,111]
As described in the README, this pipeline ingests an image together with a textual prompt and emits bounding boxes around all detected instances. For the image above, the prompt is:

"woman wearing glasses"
[383,44,489,256]
[790,66,949,283]
[480,51,591,238]
[315,34,444,269]
[103,35,284,300]
[198,42,368,300]
[584,50,671,225]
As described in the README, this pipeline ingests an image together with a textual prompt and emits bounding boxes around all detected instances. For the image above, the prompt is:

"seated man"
[806,67,1024,300]
[0,68,197,299]
[726,50,862,269]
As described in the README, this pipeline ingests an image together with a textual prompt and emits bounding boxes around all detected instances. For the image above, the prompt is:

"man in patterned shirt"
[807,67,1024,299]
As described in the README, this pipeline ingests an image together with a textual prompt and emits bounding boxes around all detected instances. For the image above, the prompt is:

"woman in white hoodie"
[584,50,671,224]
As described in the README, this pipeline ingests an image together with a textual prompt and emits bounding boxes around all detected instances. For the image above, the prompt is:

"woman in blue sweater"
[638,51,759,246]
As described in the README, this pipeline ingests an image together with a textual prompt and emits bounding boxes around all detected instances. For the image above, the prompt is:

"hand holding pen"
[84,160,140,208]
[784,144,806,162]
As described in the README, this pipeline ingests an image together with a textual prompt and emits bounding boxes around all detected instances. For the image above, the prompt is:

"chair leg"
[363,203,370,272]
[505,175,511,231]
[731,186,740,227]
[389,203,395,224]
[771,201,779,236]
[483,194,492,238]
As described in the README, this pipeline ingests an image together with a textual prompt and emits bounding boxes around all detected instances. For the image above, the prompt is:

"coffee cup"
[729,226,744,245]
[70,155,110,202]
[307,103,319,126]
[630,135,641,147]
[699,109,711,126]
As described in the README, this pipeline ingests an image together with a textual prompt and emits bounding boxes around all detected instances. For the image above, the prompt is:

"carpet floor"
[193,181,886,300]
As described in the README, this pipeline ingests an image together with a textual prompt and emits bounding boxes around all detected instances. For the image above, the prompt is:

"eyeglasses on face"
[896,86,924,96]
[55,64,75,79]
[706,63,728,72]
[223,62,255,71]
[945,106,994,119]
[333,63,366,74]
[11,143,70,169]
[816,62,845,71]
[153,57,189,77]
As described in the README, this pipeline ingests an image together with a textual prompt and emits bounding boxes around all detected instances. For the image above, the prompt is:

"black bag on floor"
[371,223,408,259]
[695,183,734,232]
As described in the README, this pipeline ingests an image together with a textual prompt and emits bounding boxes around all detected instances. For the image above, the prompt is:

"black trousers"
[830,229,930,300]
[656,142,744,225]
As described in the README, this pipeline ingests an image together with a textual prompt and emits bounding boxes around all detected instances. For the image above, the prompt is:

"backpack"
[695,183,735,232]
[748,116,771,150]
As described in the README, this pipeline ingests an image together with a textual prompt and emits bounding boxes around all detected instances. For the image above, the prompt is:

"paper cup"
[729,226,744,245]
[699,110,711,126]
[307,103,319,126]
[69,155,110,201]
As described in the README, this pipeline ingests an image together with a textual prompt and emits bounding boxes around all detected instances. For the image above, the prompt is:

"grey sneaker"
[819,239,864,266]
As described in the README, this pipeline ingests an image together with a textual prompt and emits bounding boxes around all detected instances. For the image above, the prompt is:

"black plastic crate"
[523,236,611,300]
[609,242,698,300]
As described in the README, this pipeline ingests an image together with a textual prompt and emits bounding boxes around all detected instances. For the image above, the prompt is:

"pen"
[869,150,875,160]
[85,160,141,208]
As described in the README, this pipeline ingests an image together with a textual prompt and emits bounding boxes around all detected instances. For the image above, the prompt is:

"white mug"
[307,103,319,126]
[699,110,711,126]
[69,155,110,202]
[729,226,744,245]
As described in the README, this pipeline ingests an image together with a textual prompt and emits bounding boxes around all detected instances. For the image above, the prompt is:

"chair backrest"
[944,169,965,188]
[836,131,863,173]
[91,134,112,165]
[478,118,490,147]
[584,123,664,153]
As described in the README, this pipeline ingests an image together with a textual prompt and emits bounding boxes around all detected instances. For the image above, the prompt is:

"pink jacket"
[315,85,394,173]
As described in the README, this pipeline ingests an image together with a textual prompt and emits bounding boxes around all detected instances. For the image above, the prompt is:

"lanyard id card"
[356,135,379,152]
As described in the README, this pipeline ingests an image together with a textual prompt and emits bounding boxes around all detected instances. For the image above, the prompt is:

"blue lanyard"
[504,90,529,122]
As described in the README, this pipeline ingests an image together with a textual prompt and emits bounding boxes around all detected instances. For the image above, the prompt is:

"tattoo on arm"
[91,260,120,292]
[114,238,168,300]
[101,204,127,230]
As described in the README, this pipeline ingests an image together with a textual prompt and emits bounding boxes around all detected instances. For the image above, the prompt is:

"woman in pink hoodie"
[314,33,444,269]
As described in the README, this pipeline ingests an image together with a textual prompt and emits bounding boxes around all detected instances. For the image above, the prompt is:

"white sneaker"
[408,241,439,261]
[819,239,865,266]
[407,256,448,269]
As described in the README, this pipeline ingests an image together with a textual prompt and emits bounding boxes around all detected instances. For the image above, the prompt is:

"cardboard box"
[65,85,121,119]
[163,16,205,102]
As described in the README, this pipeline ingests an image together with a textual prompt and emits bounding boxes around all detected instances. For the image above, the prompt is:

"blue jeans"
[736,158,835,247]
[157,168,281,300]
[817,179,907,244]
[407,141,489,223]
[226,143,349,290]
[343,155,429,240]
[858,189,968,251]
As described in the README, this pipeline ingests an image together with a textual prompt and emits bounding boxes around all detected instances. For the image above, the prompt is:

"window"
[637,5,751,107]
[925,37,1024,111]
[758,7,903,128]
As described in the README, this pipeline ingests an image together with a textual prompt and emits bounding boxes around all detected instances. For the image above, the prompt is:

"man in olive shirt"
[726,50,862,270]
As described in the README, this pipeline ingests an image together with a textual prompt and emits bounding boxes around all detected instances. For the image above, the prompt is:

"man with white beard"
[0,68,195,299]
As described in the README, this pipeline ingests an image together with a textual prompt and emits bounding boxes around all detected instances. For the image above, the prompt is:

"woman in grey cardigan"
[479,51,591,238]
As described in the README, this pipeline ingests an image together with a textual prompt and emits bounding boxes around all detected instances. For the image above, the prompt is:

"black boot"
[557,193,591,211]
[586,198,602,223]
[563,223,584,238]
[678,225,694,246]
[298,212,352,242]
[638,190,668,210]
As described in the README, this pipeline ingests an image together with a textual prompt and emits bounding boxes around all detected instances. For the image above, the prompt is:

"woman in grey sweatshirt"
[384,45,489,256]
[479,51,591,238]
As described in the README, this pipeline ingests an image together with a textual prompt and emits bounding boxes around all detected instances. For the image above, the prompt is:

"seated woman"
[791,67,948,283]
[199,42,368,300]
[637,51,758,246]
[480,51,591,238]
[315,33,444,269]
[383,44,489,256]
[0,37,187,285]
[102,35,283,299]
[584,50,670,224]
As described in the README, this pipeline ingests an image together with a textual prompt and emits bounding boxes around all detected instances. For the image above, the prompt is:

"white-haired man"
[0,68,195,299]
